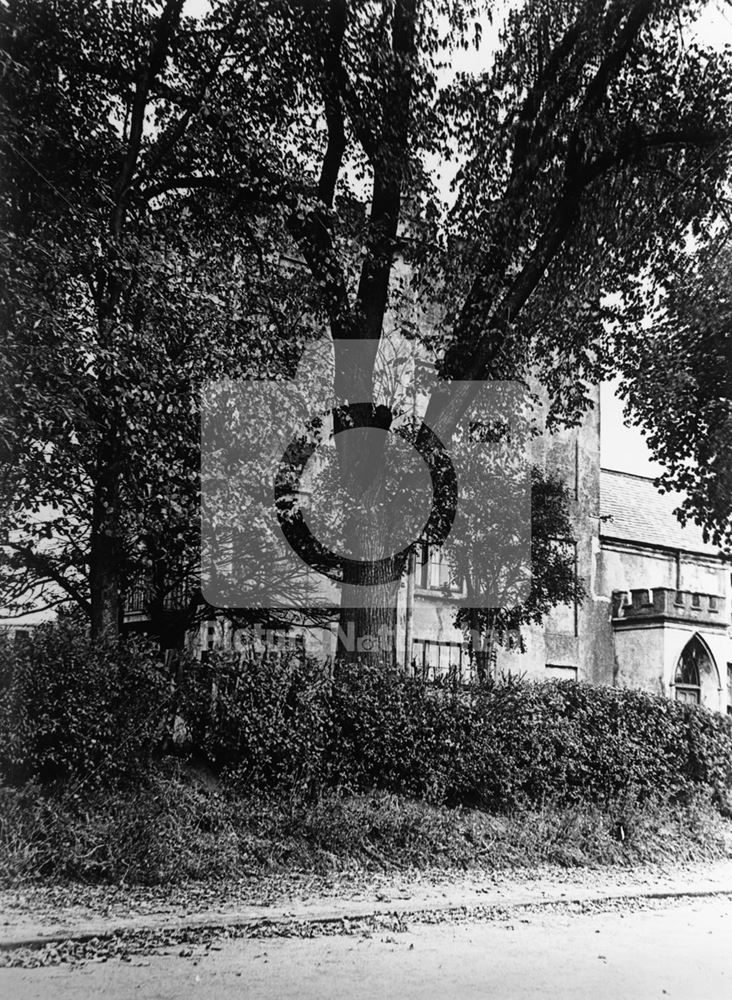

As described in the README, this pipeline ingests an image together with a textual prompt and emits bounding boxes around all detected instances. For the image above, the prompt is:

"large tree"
[2,0,730,658]
[447,456,581,681]
[0,0,316,639]
[246,0,730,660]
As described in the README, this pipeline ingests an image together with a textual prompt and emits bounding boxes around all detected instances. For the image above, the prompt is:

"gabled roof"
[600,469,723,557]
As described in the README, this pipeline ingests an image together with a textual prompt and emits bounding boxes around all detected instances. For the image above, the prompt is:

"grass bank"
[2,762,731,887]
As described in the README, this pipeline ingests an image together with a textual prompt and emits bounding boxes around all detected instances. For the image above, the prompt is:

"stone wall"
[402,383,606,682]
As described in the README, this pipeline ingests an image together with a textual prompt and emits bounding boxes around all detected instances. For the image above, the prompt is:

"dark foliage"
[2,627,731,811]
[175,654,732,810]
[0,622,169,787]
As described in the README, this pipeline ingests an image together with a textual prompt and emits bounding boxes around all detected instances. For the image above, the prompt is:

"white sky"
[600,380,664,478]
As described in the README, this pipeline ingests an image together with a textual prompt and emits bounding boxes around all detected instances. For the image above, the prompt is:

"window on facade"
[674,636,710,705]
[125,582,148,614]
[546,434,578,499]
[727,663,732,714]
[269,631,305,654]
[412,639,468,683]
[199,623,218,664]
[418,543,461,593]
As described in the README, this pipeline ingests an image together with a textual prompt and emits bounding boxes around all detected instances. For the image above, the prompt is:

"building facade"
[599,470,730,714]
[201,386,731,715]
[387,395,732,714]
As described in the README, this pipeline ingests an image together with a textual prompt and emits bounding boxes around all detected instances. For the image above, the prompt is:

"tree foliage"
[0,0,318,638]
[449,467,582,679]
[616,237,732,551]
[1,0,730,653]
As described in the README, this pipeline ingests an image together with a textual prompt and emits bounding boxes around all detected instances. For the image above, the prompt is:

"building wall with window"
[184,365,731,713]
[401,396,732,713]
[599,470,731,714]
[394,387,607,684]
[612,604,728,714]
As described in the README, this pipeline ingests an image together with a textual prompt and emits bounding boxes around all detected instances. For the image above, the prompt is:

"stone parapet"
[611,587,725,628]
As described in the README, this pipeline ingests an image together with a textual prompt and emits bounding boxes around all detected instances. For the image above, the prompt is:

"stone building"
[600,470,730,714]
[387,393,732,714]
[199,383,731,715]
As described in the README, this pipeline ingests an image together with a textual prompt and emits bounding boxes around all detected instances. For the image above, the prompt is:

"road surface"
[2,895,730,999]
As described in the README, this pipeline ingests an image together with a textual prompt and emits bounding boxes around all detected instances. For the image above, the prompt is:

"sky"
[600,381,664,478]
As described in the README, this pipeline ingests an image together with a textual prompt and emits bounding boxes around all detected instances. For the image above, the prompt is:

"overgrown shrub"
[442,678,732,808]
[0,622,169,787]
[2,635,732,885]
[2,631,731,812]
[180,653,333,793]
[179,656,732,810]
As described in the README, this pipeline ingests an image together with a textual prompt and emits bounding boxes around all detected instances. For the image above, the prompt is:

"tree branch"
[282,3,356,337]
[585,127,727,180]
[112,0,185,238]
[4,541,91,613]
[566,0,656,178]
[438,0,662,410]
[0,597,70,618]
[352,0,417,342]
[139,1,246,188]
[318,0,348,207]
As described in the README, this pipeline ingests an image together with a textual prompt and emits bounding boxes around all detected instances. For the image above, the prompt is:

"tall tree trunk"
[335,504,407,668]
[89,443,121,642]
[336,576,403,668]
[88,0,184,643]
[89,511,121,642]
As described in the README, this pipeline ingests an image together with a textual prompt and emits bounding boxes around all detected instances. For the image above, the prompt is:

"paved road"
[2,896,730,999]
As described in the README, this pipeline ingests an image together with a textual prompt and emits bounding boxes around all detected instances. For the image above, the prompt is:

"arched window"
[674,636,710,705]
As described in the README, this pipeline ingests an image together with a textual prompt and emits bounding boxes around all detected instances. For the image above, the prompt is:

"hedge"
[0,623,169,786]
[2,624,732,810]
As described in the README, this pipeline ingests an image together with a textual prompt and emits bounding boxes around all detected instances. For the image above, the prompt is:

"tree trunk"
[336,578,402,668]
[467,610,496,685]
[335,502,407,668]
[89,523,121,642]
[89,452,121,643]
[475,645,492,685]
